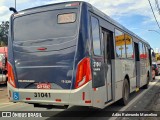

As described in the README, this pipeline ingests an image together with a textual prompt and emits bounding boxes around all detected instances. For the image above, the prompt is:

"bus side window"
[144,45,148,59]
[125,34,134,59]
[91,16,101,56]
[139,42,144,59]
[145,45,150,65]
[115,29,126,58]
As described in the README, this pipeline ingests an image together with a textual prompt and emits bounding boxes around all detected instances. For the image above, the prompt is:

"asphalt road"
[0,77,159,120]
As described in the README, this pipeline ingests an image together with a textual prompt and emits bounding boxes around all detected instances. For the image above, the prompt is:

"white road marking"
[109,79,159,120]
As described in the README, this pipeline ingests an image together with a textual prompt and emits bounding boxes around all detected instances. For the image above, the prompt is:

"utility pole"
[15,0,16,9]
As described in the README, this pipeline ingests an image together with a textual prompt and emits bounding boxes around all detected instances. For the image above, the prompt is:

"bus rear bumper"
[7,82,93,107]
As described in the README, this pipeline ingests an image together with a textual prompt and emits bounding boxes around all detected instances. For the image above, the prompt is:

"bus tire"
[119,78,130,106]
[143,74,150,89]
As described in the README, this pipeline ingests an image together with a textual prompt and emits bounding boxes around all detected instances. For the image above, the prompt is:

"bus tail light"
[8,62,16,88]
[75,58,92,89]
[55,99,61,102]
[26,98,31,100]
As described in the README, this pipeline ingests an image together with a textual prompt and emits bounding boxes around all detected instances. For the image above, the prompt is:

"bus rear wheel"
[119,78,130,106]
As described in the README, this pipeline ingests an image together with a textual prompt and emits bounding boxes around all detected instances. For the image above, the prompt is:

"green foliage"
[0,21,9,46]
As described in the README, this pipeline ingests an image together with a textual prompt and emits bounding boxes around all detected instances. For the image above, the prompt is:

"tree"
[0,21,9,46]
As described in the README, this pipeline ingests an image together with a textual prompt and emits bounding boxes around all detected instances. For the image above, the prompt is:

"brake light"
[55,99,61,102]
[26,98,31,100]
[8,62,16,88]
[75,57,92,89]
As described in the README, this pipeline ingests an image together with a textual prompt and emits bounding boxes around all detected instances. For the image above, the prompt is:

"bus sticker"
[37,83,51,89]
[13,92,19,100]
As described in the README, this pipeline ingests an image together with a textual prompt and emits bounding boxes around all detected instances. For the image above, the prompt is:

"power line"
[155,0,160,15]
[148,0,160,29]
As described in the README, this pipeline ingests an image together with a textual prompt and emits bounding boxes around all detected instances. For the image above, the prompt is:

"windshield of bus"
[13,9,78,42]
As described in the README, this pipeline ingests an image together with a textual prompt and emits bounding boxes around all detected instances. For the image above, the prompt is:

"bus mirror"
[9,7,18,13]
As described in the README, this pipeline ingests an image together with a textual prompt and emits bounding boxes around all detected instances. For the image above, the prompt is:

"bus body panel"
[8,1,97,108]
[8,81,93,107]
[139,44,151,87]
[125,59,136,93]
[114,59,125,101]
[139,62,150,87]
[8,1,152,109]
[10,4,82,90]
[14,45,76,89]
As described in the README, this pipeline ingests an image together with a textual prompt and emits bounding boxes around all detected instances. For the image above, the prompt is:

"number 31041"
[34,93,51,98]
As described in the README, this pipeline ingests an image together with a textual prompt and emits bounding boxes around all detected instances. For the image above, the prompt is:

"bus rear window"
[58,13,76,23]
[13,9,78,42]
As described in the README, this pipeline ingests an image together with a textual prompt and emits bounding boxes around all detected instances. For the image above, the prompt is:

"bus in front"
[8,1,152,109]
[8,2,93,108]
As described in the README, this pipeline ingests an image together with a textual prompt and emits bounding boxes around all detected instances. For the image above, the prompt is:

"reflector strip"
[85,100,91,103]
[82,92,85,100]
[55,99,61,102]
[26,98,31,100]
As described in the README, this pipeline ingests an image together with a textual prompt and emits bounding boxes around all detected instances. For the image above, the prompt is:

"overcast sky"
[1,0,160,50]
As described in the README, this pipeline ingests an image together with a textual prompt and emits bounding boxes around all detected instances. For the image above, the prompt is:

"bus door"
[102,28,112,102]
[134,42,140,88]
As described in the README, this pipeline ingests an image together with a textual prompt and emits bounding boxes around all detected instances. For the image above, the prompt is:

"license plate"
[37,83,51,89]
[34,92,51,98]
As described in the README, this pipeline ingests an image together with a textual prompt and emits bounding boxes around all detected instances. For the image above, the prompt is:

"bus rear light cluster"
[8,62,16,88]
[75,57,92,89]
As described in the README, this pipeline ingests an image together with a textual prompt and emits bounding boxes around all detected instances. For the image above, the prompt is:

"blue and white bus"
[8,1,152,109]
